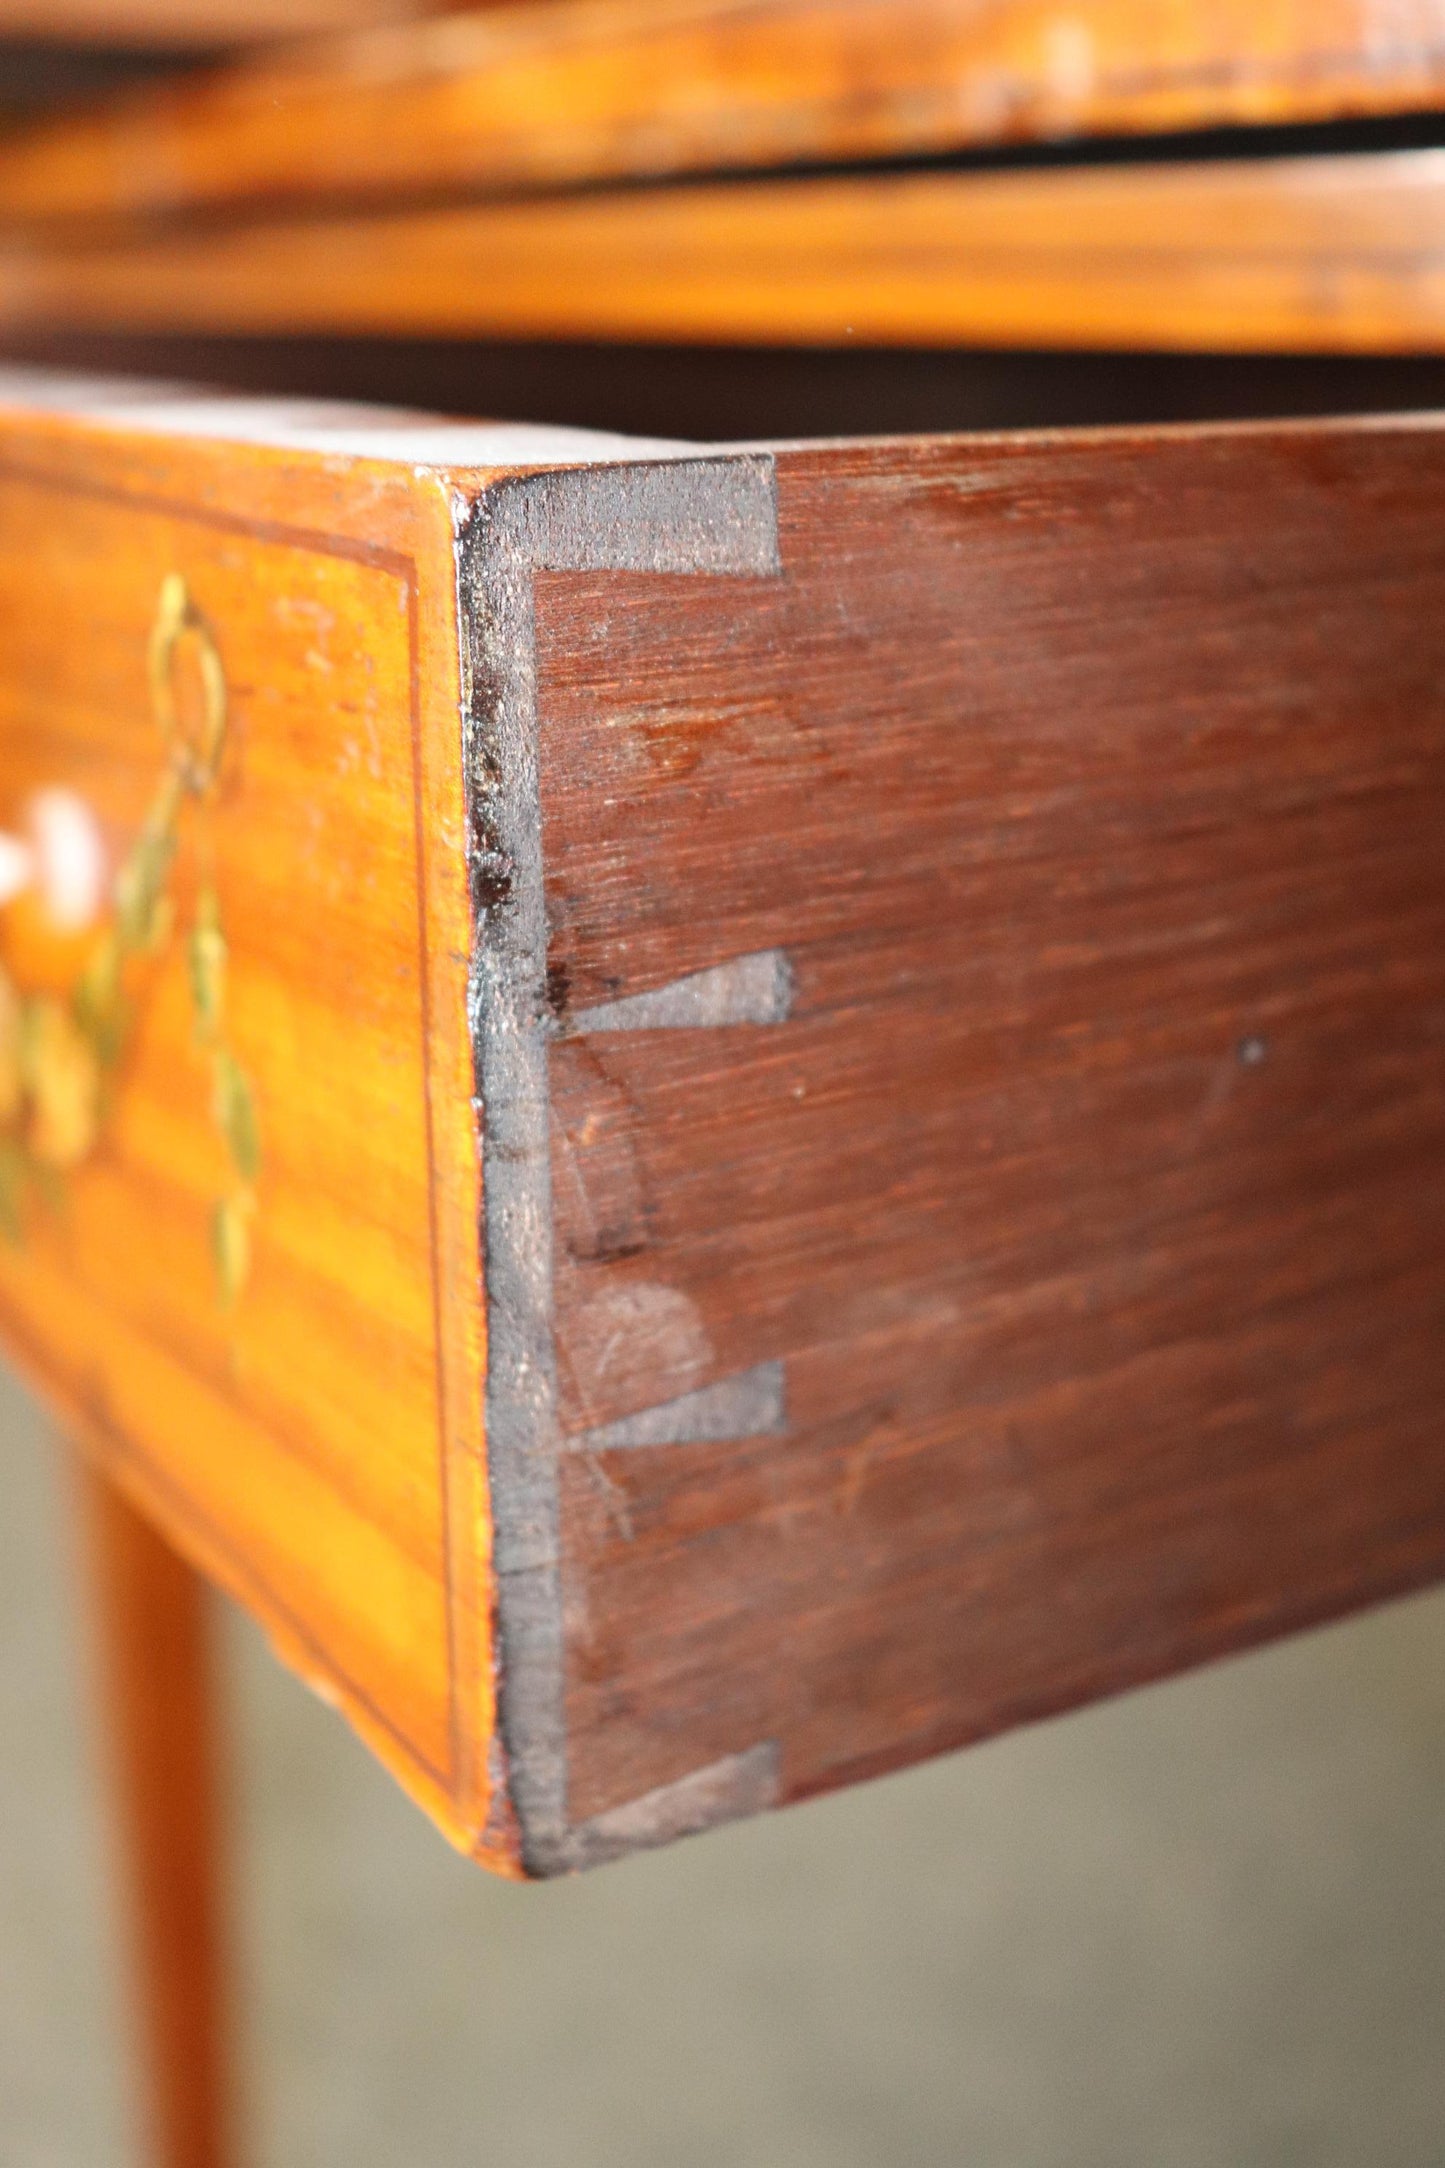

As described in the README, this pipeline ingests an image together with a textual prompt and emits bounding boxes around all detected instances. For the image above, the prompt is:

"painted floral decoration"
[0,574,260,1304]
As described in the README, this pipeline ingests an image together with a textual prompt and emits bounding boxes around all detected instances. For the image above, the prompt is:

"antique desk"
[0,7,1444,2165]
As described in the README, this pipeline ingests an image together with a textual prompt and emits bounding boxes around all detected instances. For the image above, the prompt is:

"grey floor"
[2,1366,1444,2168]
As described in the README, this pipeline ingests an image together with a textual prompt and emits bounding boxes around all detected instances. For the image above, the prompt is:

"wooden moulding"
[1,371,1444,1874]
[0,0,434,50]
[5,148,1445,352]
[3,0,1445,227]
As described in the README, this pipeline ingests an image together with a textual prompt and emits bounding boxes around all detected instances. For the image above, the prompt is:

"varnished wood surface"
[2,0,1445,225]
[525,422,1445,1835]
[79,1456,231,2168]
[0,0,444,48]
[4,374,1445,1875]
[0,377,497,1860]
[5,148,1445,350]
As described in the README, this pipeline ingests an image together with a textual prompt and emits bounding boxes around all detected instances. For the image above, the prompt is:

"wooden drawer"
[1,369,1443,1875]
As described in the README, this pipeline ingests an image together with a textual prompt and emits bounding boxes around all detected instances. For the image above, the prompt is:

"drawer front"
[0,387,490,1852]
[1,376,1444,1878]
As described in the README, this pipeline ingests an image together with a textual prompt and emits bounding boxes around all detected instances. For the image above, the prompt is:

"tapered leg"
[77,1458,234,2168]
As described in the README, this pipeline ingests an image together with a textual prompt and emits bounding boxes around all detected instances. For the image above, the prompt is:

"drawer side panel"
[516,423,1445,1849]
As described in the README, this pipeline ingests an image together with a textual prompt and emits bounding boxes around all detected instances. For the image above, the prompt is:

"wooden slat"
[3,149,1445,350]
[2,0,1445,227]
[0,0,439,49]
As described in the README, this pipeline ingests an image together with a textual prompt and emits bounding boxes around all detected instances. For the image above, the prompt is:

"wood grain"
[0,376,499,1859]
[502,422,1445,1844]
[78,1456,232,2168]
[5,148,1445,351]
[6,373,1445,1879]
[2,0,1445,225]
[0,0,445,49]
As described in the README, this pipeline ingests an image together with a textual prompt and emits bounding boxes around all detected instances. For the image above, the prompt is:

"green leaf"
[188,885,227,1041]
[74,931,129,1068]
[114,826,176,953]
[212,1192,251,1307]
[212,1049,260,1186]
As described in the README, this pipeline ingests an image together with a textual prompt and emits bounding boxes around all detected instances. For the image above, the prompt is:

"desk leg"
[78,1459,234,2168]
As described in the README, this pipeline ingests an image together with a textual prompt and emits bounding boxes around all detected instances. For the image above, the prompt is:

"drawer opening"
[1,331,1444,444]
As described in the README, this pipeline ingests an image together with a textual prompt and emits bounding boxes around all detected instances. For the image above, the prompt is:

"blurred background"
[5,1359,1445,2168]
